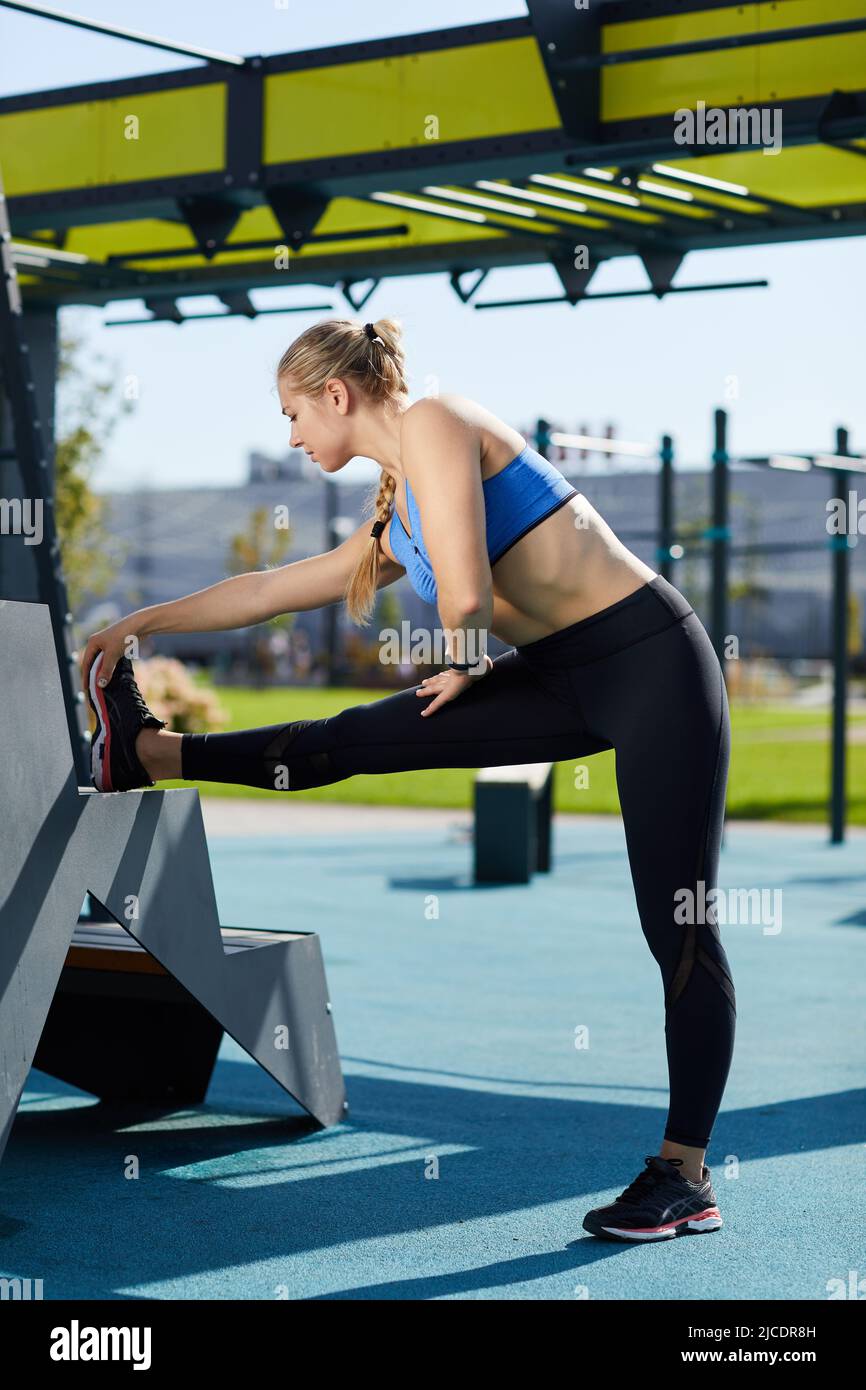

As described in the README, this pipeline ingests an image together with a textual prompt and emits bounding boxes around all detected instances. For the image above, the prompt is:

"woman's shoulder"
[402,392,471,425]
[403,394,525,464]
[399,394,484,450]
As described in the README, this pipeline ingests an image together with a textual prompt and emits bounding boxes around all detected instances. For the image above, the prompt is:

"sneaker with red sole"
[87,651,167,792]
[582,1155,723,1242]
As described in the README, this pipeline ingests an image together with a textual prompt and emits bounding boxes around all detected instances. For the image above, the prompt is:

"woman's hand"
[79,619,141,693]
[416,654,493,716]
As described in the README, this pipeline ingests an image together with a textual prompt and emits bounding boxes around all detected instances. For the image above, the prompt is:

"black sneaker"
[582,1155,723,1242]
[88,651,167,792]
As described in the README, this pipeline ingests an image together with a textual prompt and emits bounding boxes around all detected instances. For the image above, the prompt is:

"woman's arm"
[400,398,494,669]
[130,519,404,637]
[80,519,404,688]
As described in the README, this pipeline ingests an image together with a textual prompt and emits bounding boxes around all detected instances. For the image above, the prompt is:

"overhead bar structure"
[1,0,865,318]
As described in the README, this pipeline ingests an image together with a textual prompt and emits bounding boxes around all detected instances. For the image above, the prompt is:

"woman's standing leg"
[573,612,736,1162]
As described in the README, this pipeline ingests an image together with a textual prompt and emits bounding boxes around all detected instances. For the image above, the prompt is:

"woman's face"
[277,375,351,474]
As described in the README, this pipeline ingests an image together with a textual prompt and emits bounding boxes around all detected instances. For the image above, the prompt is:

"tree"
[342,586,411,687]
[54,325,136,620]
[226,505,295,683]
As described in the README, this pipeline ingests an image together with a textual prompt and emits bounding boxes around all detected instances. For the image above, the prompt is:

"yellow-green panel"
[603,2,761,54]
[602,0,866,54]
[601,0,866,121]
[753,0,866,37]
[263,37,559,164]
[603,57,761,123]
[564,199,661,225]
[758,0,866,101]
[0,85,226,196]
[658,188,770,215]
[664,143,866,206]
[632,190,715,220]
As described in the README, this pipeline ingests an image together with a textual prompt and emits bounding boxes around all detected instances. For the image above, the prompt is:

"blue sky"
[3,0,864,491]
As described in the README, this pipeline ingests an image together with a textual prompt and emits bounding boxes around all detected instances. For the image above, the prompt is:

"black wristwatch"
[448,656,489,676]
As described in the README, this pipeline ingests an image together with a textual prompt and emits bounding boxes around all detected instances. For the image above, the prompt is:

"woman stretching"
[81,316,736,1243]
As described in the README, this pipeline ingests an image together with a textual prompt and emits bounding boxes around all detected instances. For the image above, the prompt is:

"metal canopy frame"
[1,0,865,321]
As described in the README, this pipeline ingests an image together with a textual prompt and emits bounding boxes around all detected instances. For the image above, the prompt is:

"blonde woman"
[81,317,736,1243]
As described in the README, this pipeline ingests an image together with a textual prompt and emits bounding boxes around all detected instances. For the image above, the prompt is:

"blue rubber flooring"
[4,815,865,1300]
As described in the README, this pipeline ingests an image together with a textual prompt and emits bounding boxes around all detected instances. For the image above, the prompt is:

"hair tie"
[370,519,386,538]
[364,322,380,343]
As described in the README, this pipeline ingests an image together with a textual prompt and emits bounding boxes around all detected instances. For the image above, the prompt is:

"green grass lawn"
[164,681,866,826]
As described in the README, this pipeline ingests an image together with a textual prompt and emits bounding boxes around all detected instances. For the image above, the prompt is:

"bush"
[342,632,437,688]
[133,656,230,734]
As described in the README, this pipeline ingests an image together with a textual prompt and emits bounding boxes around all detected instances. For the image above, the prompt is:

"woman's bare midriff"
[381,394,659,649]
[485,495,658,647]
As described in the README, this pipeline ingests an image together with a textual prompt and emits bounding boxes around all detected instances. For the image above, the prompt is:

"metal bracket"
[817,87,866,156]
[267,187,331,251]
[142,297,184,324]
[550,253,599,304]
[449,269,489,304]
[175,194,244,259]
[218,291,257,318]
[640,248,686,298]
[337,277,380,312]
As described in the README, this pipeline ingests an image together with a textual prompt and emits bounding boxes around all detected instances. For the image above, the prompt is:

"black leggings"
[181,575,736,1150]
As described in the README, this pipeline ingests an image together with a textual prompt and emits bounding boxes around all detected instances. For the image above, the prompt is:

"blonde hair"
[275,316,408,627]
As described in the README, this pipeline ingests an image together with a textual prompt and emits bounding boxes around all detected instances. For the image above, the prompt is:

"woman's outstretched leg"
[142,649,613,791]
[135,726,183,781]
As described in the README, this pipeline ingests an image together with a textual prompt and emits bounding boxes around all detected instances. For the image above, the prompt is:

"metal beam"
[554,16,866,70]
[473,279,768,309]
[0,0,246,66]
[830,429,852,845]
[4,10,866,308]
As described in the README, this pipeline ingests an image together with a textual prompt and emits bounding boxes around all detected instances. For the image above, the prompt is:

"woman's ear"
[325,377,350,414]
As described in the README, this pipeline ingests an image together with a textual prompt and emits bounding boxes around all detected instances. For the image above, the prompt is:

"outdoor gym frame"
[531,408,863,845]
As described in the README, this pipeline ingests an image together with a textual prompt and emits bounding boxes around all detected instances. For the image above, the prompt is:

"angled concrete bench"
[473,762,554,884]
[37,915,320,1105]
[0,599,346,1170]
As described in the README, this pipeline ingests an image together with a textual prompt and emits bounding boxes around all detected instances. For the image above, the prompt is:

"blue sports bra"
[388,442,579,606]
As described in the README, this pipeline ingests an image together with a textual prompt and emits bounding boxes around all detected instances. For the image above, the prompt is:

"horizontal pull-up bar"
[103,225,411,264]
[103,301,335,328]
[737,453,866,475]
[552,430,654,458]
[0,0,246,67]
[475,280,768,309]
